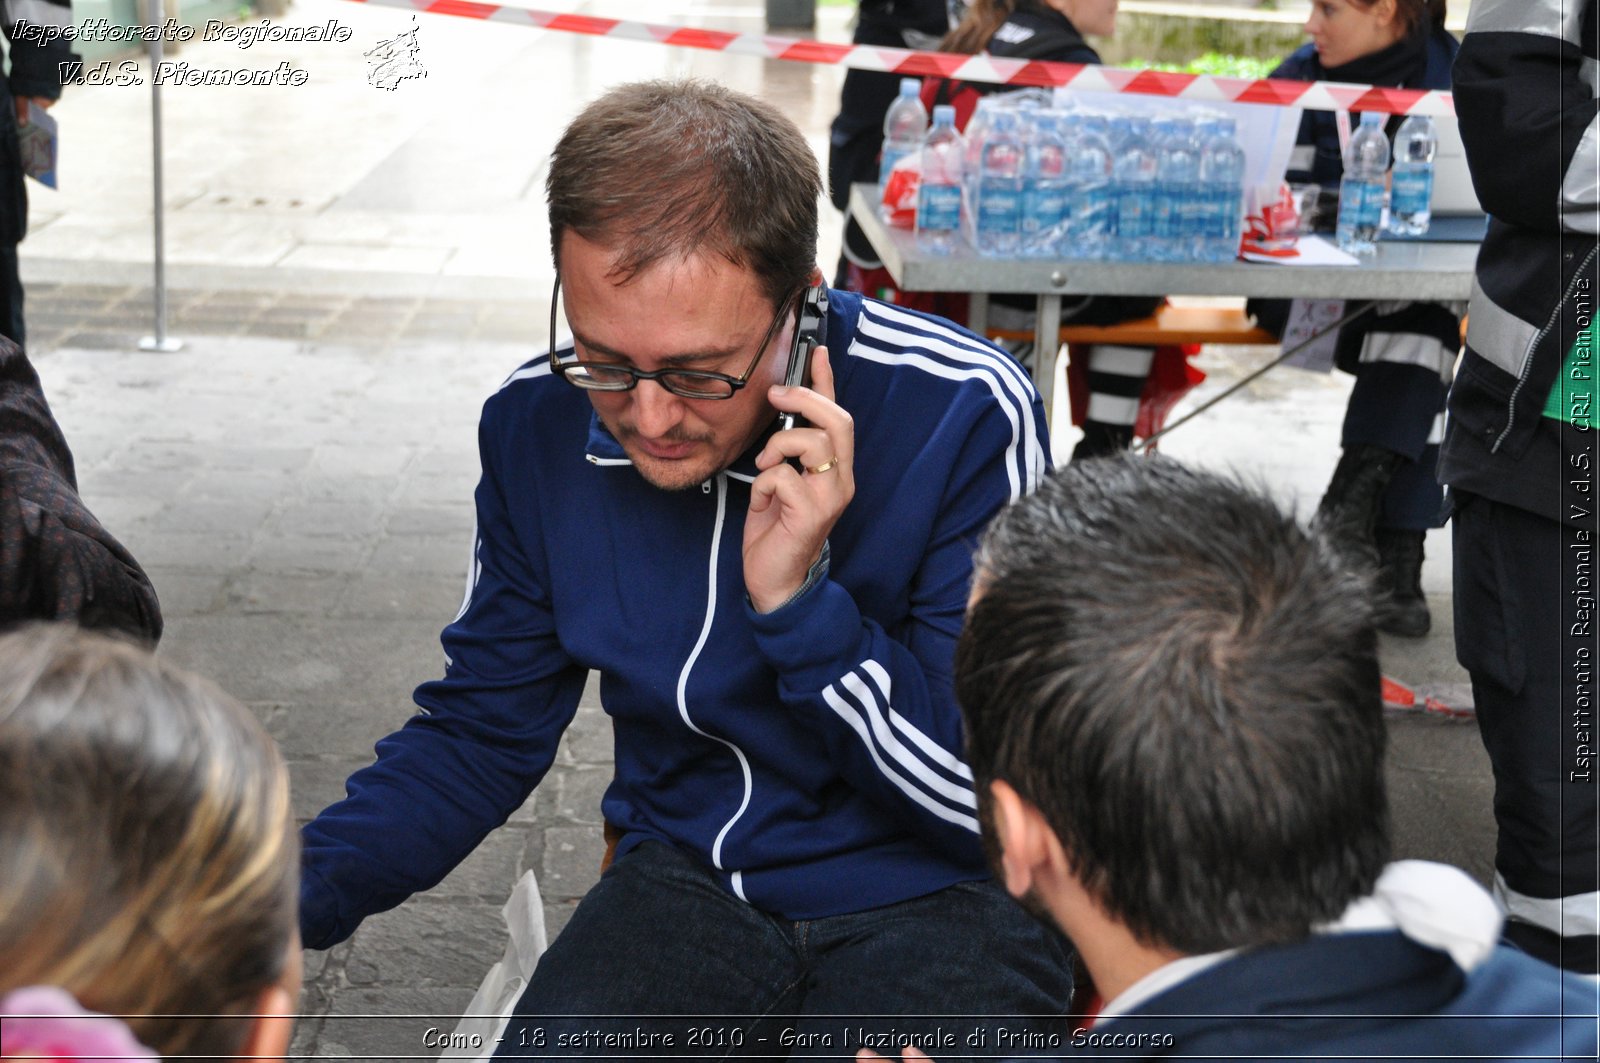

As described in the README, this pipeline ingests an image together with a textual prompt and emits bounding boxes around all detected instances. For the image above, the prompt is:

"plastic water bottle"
[1154,118,1200,261]
[975,110,1024,257]
[1388,114,1437,236]
[1067,115,1114,259]
[916,105,965,255]
[1198,116,1247,262]
[1337,111,1390,255]
[1022,111,1068,257]
[961,97,996,247]
[879,78,929,187]
[1110,116,1157,261]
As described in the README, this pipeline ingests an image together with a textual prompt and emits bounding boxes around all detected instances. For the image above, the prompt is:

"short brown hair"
[0,624,297,1061]
[546,78,821,308]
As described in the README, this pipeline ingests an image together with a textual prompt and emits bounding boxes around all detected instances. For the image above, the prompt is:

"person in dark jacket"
[873,458,1595,1063]
[828,0,959,290]
[1441,0,1600,975]
[0,0,75,347]
[1250,0,1460,640]
[0,341,162,641]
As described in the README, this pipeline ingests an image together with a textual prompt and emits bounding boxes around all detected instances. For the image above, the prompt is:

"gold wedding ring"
[805,457,839,475]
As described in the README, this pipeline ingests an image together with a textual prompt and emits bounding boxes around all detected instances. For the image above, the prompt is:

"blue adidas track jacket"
[299,289,1050,948]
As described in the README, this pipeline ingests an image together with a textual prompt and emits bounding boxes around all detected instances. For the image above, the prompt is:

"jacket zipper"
[1494,243,1600,453]
[675,473,755,900]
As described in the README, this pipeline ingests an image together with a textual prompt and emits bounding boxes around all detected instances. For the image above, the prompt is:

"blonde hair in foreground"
[0,623,298,1061]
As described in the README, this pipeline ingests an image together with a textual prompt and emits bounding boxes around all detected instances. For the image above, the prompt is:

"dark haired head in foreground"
[958,456,1388,954]
[932,458,1595,1061]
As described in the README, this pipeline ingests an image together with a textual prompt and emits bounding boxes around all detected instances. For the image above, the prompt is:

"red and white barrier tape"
[1382,675,1475,720]
[344,0,1455,117]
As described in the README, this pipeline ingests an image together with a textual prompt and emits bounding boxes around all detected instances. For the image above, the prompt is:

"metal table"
[847,184,1479,415]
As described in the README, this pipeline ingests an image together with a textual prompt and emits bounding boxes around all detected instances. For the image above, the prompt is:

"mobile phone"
[776,286,829,432]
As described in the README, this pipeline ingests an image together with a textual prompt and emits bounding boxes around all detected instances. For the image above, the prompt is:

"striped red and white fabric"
[343,0,1456,116]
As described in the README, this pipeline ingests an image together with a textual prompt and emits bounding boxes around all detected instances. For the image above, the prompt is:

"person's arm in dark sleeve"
[298,403,588,949]
[1454,0,1600,233]
[751,336,1049,859]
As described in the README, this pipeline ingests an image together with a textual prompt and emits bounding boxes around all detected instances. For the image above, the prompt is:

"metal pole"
[1132,300,1376,453]
[138,0,182,353]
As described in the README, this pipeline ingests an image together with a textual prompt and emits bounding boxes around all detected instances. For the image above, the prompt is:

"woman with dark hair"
[1254,0,1458,638]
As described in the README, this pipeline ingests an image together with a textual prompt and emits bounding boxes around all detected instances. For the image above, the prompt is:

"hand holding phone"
[776,287,829,433]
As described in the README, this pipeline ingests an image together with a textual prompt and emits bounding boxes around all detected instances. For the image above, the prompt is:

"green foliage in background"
[1124,52,1277,78]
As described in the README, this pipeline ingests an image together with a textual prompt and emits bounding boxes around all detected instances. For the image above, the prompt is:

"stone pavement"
[13,0,1494,1057]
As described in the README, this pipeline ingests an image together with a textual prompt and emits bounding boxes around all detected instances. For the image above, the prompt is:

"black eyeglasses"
[548,276,796,400]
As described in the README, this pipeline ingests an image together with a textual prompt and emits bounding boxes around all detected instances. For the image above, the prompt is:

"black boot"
[1314,444,1404,575]
[1072,421,1135,461]
[1374,527,1430,637]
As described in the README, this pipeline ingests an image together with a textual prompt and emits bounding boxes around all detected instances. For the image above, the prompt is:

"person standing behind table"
[299,79,1068,1059]
[1248,0,1460,639]
[1440,0,1600,976]
[829,0,960,292]
[923,0,1195,462]
[0,0,75,347]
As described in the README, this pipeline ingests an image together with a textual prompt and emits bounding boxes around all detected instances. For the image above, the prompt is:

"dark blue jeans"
[493,841,1074,1061]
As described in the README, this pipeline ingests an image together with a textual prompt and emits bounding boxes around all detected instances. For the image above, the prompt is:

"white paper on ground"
[441,869,549,1061]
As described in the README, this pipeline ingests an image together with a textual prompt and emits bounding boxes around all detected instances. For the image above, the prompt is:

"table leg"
[1033,293,1061,425]
[967,293,988,336]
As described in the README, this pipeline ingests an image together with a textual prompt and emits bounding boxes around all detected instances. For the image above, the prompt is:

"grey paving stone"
[180,469,306,505]
[539,825,605,903]
[335,570,464,622]
[141,497,276,536]
[561,705,612,765]
[268,500,392,539]
[310,988,479,1062]
[192,445,316,472]
[142,566,228,618]
[160,615,440,705]
[116,529,255,571]
[74,466,195,501]
[553,768,611,827]
[259,701,413,762]
[286,999,328,1062]
[224,570,351,616]
[343,898,507,989]
[287,758,375,821]
[85,493,167,529]
[247,534,377,574]
[434,826,534,900]
[251,321,324,340]
[293,473,404,504]
[1387,761,1496,887]
[369,534,478,577]
[507,789,541,826]
[384,504,474,538]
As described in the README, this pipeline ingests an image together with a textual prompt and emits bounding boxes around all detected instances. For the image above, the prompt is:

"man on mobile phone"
[299,78,1063,1056]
